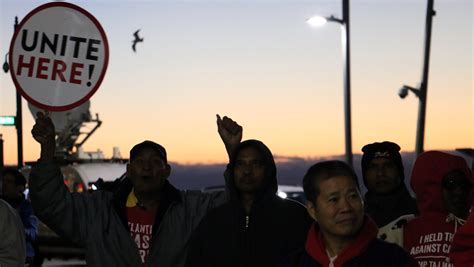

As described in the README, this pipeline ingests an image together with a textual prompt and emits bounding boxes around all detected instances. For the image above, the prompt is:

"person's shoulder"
[356,239,417,267]
[0,199,22,225]
[276,198,309,216]
[368,239,413,259]
[404,212,447,229]
[275,197,306,209]
[180,189,226,203]
[192,202,233,234]
[0,199,12,211]
[279,248,316,267]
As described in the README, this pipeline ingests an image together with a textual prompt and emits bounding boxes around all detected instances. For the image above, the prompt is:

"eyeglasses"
[442,178,472,191]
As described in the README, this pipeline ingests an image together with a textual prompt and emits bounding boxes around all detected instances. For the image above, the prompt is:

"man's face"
[442,170,471,219]
[1,173,22,199]
[307,175,364,242]
[233,147,266,194]
[364,157,401,194]
[127,148,170,195]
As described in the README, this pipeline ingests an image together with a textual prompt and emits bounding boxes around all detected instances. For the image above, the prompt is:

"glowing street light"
[307,0,353,167]
[306,16,327,27]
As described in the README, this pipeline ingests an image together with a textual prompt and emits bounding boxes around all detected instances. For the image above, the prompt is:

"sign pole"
[13,16,24,168]
[0,134,4,171]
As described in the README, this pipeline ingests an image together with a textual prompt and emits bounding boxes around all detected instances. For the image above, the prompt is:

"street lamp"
[398,0,436,157]
[2,53,8,73]
[2,16,23,168]
[307,0,353,167]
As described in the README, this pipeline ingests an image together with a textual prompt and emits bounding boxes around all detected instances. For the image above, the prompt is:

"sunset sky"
[1,0,472,166]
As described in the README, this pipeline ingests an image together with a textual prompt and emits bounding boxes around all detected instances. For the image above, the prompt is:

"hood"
[305,215,378,267]
[228,139,278,201]
[411,151,473,214]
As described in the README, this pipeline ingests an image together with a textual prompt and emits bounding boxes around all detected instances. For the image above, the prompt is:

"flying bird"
[132,29,144,52]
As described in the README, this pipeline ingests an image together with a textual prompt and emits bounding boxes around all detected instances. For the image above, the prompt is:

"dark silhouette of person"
[186,116,312,267]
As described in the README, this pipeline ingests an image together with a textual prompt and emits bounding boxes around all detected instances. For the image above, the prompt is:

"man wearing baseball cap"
[29,112,239,267]
[361,141,418,228]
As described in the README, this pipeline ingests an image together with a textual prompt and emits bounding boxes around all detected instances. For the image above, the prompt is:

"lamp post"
[2,16,23,168]
[307,0,353,167]
[398,0,435,156]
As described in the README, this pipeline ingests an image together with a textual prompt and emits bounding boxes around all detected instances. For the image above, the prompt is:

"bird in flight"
[132,29,144,52]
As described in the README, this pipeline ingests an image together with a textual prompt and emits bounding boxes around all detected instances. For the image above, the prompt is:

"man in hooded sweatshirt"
[281,160,416,267]
[403,151,473,267]
[186,116,312,267]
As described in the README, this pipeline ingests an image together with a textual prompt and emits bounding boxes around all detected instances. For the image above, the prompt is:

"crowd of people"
[0,113,472,267]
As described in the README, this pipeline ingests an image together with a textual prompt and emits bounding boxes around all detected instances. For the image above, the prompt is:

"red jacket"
[449,210,474,267]
[292,216,416,267]
[305,216,378,267]
[404,151,473,267]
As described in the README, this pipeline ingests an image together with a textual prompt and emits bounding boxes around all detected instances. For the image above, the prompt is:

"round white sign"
[9,2,109,111]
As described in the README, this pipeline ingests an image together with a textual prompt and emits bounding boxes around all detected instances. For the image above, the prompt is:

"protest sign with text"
[9,2,109,111]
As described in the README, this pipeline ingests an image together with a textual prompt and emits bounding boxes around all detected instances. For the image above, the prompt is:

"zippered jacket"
[186,140,312,267]
[29,161,227,267]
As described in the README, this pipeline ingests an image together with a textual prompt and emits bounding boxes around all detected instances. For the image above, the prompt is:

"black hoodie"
[186,140,312,267]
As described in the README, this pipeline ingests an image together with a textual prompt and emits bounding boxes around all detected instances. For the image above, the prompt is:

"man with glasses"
[403,151,473,267]
[29,112,239,267]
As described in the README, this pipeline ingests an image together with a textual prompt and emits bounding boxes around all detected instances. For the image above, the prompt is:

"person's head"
[303,160,364,242]
[411,151,473,219]
[1,168,27,199]
[361,141,404,194]
[127,141,170,196]
[442,169,472,219]
[229,139,277,197]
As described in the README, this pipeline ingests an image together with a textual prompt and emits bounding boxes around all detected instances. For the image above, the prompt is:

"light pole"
[2,16,23,168]
[307,0,353,167]
[398,0,436,156]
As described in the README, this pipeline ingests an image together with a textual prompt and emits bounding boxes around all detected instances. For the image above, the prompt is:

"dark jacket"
[1,195,38,259]
[282,217,417,267]
[29,161,228,267]
[186,140,312,267]
[364,185,418,227]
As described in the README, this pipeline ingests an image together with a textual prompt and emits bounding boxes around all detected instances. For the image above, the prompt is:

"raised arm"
[31,111,56,162]
[29,112,91,245]
[216,114,242,161]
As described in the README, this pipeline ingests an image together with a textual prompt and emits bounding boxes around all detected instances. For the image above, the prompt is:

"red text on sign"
[16,55,84,85]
